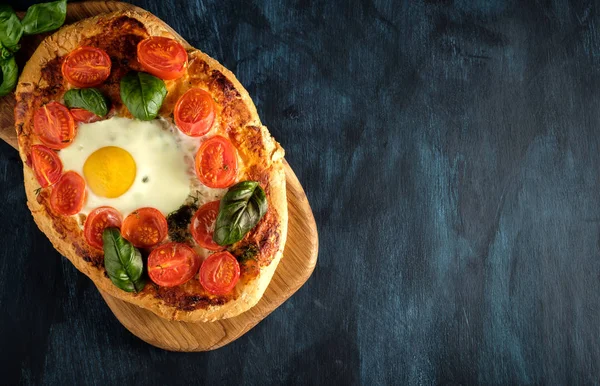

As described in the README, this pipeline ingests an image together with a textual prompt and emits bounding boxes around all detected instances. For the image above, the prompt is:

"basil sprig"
[0,5,20,96]
[102,228,146,293]
[213,181,268,246]
[21,0,67,35]
[0,0,66,96]
[64,88,109,117]
[0,56,17,97]
[0,5,23,53]
[120,71,167,120]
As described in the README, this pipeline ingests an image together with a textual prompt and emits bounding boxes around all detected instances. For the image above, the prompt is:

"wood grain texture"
[0,0,318,352]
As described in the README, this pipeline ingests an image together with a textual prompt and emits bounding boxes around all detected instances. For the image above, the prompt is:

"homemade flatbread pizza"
[14,9,287,322]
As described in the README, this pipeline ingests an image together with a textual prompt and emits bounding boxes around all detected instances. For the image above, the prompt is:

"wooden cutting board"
[0,1,318,351]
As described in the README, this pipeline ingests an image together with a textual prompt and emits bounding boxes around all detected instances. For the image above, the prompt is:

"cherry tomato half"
[148,243,201,287]
[121,207,168,248]
[33,102,76,149]
[30,144,63,187]
[84,206,123,250]
[70,108,101,123]
[137,36,187,80]
[174,88,216,137]
[62,46,111,87]
[195,136,238,188]
[199,251,240,295]
[50,171,86,216]
[190,200,224,251]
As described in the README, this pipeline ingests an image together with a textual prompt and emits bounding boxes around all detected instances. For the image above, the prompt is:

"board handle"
[0,94,17,149]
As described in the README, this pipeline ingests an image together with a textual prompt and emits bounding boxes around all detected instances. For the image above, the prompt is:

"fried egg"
[59,116,222,218]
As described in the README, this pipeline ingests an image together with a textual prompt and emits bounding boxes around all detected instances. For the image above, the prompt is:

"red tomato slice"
[30,144,63,187]
[200,251,240,295]
[121,207,168,248]
[195,136,238,188]
[174,88,216,137]
[33,102,76,149]
[62,46,111,87]
[148,243,201,287]
[190,200,224,251]
[70,108,101,123]
[137,37,187,80]
[84,206,123,250]
[50,171,86,216]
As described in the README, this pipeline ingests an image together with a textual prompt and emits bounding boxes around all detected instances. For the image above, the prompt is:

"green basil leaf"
[63,88,109,116]
[21,0,67,35]
[0,47,9,60]
[0,42,13,60]
[120,71,167,121]
[0,56,18,97]
[102,228,146,293]
[213,181,268,246]
[0,5,23,49]
[0,42,19,59]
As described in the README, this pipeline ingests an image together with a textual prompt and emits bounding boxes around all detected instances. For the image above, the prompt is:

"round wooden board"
[0,1,318,351]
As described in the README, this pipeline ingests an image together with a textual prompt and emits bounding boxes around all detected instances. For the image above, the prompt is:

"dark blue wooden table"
[2,0,600,384]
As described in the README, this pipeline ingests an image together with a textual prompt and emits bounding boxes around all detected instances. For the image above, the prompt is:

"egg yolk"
[83,146,136,198]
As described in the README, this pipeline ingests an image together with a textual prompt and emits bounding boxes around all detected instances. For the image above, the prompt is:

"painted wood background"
[1,0,599,384]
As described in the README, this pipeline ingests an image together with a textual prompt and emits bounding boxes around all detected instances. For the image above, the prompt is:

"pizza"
[13,9,287,322]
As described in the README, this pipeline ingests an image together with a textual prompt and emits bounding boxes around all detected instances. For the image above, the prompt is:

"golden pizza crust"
[16,9,287,322]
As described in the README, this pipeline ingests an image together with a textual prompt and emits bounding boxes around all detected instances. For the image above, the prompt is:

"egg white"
[59,116,225,219]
